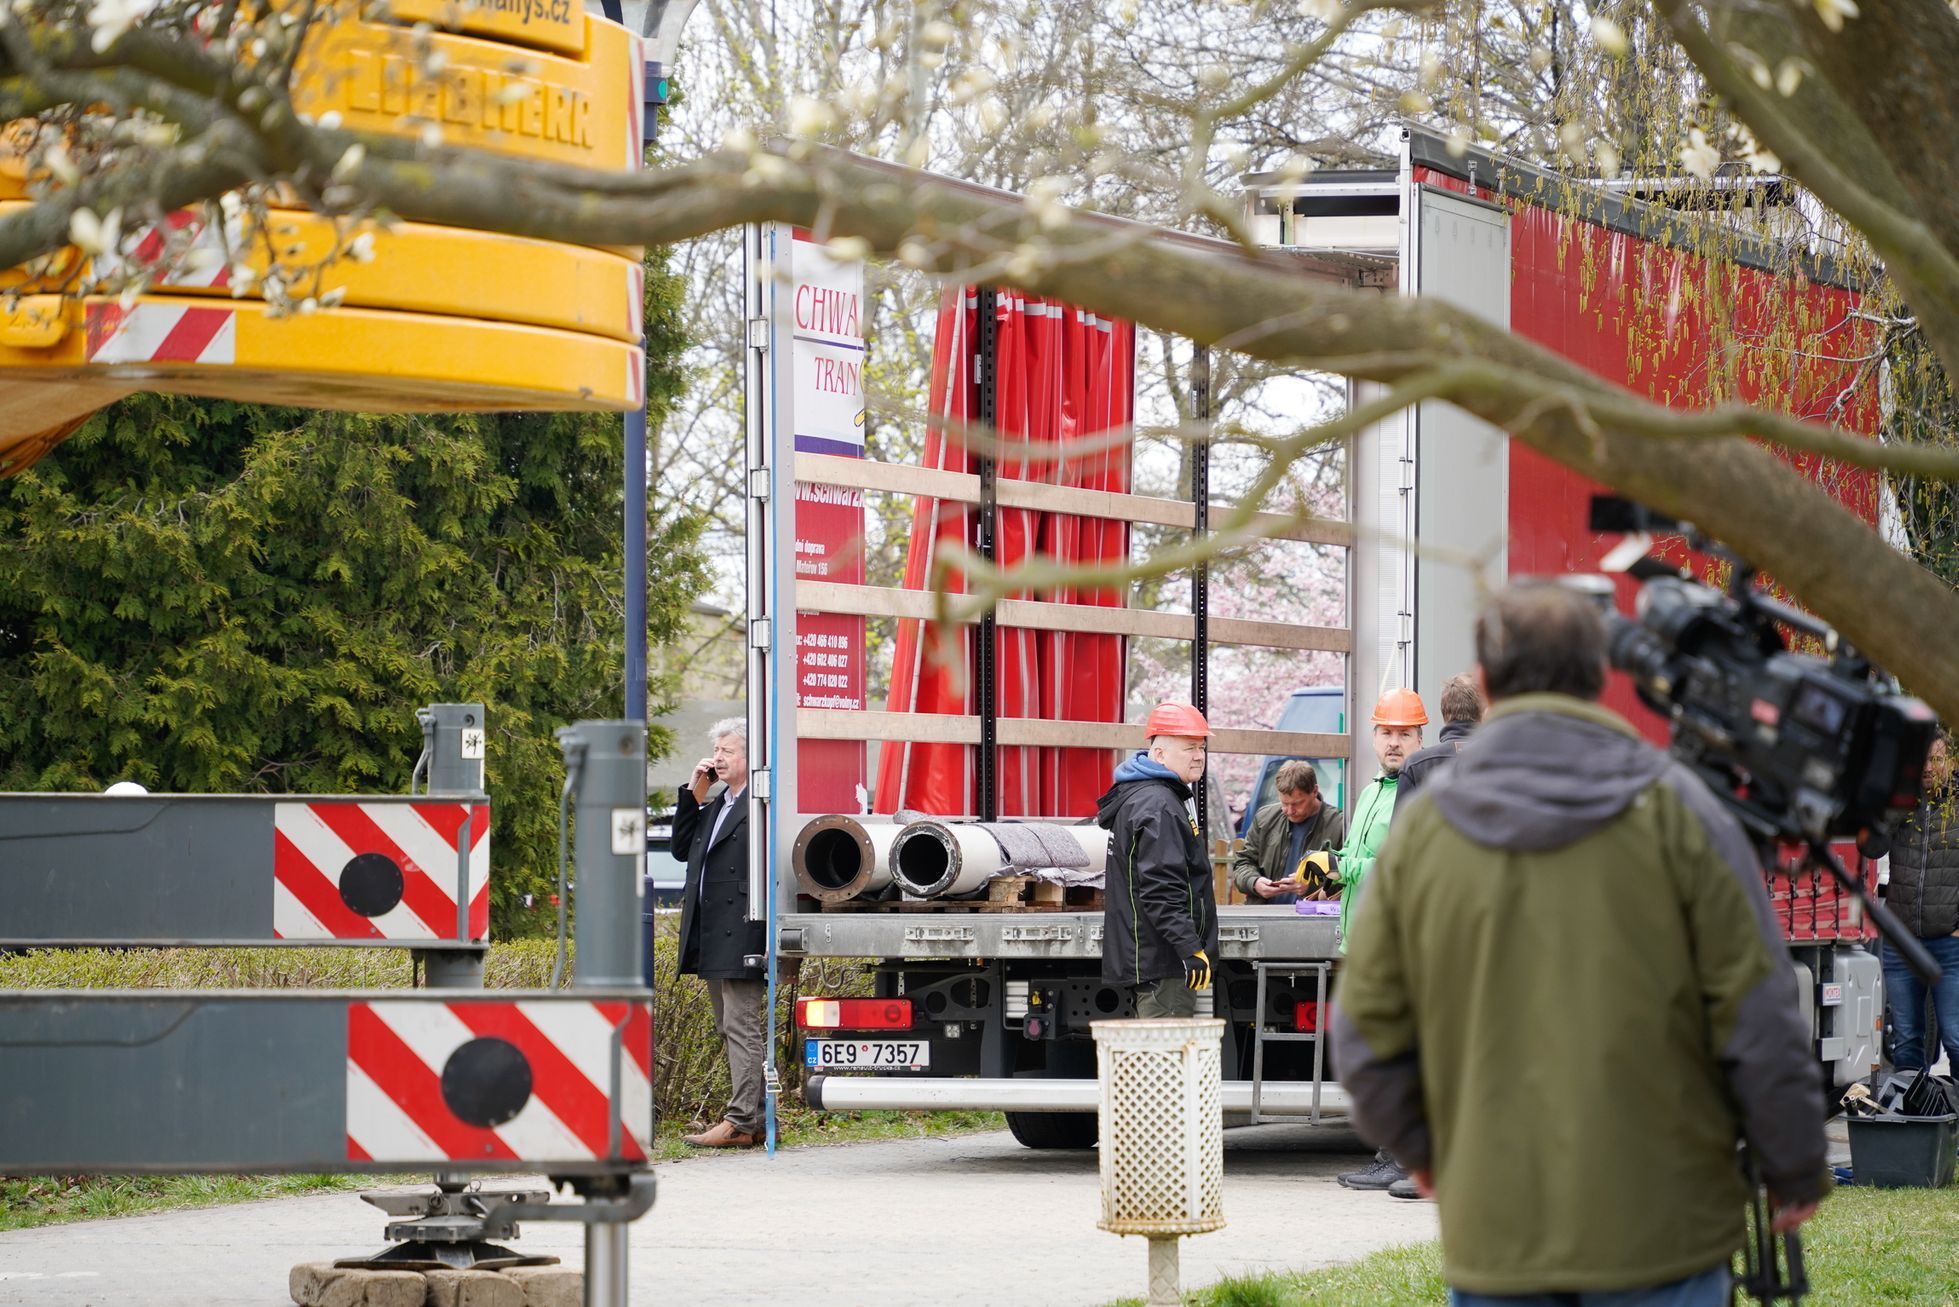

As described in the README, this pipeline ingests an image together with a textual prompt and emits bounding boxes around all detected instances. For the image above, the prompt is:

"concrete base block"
[289,1262,427,1307]
[425,1269,524,1307]
[503,1265,582,1307]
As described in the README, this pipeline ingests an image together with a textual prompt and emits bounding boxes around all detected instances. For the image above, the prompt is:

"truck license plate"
[804,1039,929,1069]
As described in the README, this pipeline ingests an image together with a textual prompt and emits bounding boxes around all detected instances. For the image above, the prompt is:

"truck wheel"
[1005,1110,1098,1150]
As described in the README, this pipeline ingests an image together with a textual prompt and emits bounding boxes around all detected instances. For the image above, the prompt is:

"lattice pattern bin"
[1093,1018,1226,1236]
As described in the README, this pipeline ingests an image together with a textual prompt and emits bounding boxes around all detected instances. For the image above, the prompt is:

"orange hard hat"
[1371,688,1429,728]
[1143,701,1212,739]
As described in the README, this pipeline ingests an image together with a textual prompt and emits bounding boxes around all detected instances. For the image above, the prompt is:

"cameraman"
[1334,584,1825,1306]
[1881,729,1959,1073]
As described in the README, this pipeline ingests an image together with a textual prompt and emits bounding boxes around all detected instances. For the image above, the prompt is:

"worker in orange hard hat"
[1330,685,1428,1192]
[1096,702,1221,1020]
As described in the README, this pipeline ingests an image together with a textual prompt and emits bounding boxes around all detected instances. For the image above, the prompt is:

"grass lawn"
[1108,1185,1959,1306]
[0,1109,1003,1233]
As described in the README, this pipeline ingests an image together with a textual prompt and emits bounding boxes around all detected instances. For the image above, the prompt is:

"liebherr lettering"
[341,50,593,149]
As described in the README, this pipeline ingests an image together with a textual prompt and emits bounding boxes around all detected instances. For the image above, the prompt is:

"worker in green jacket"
[1333,585,1826,1304]
[1328,684,1426,1193]
[1332,686,1428,949]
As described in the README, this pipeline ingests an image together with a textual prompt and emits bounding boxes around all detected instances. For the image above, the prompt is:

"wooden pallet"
[818,878,1105,913]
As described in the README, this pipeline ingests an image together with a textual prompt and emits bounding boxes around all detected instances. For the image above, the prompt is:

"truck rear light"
[1293,1001,1321,1033]
[797,997,914,1030]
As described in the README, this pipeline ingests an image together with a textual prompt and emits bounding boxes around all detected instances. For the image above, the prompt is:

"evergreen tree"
[0,249,703,935]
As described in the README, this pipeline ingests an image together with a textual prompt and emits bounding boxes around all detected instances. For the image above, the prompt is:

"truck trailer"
[738,126,1888,1148]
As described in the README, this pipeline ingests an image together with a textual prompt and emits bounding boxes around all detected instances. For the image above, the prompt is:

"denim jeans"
[1448,1263,1731,1307]
[1881,932,1959,1072]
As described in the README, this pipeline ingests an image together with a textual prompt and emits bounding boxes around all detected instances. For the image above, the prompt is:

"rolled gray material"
[889,820,1112,898]
[792,814,901,904]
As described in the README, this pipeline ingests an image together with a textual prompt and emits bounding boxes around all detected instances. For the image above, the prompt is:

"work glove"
[1184,949,1213,992]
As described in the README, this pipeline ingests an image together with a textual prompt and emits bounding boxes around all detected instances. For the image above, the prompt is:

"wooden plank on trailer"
[794,452,1351,547]
[797,581,1349,653]
[797,708,1346,759]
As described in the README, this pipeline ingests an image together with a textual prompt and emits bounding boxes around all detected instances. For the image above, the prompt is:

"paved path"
[0,1124,1435,1306]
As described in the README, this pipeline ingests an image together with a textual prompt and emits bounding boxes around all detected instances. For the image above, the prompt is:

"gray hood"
[1426,694,1669,852]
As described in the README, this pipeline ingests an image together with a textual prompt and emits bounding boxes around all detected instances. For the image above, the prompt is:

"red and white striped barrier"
[273,801,490,942]
[345,999,653,1164]
[84,301,237,365]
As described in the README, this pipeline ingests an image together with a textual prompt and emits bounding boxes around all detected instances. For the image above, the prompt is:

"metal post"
[625,406,649,726]
[561,721,649,990]
[560,719,647,1307]
[418,704,488,990]
[586,1225,630,1304]
[1190,346,1211,843]
[975,288,999,822]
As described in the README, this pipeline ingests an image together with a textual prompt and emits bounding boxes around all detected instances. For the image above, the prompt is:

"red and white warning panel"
[346,999,653,1164]
[274,800,490,942]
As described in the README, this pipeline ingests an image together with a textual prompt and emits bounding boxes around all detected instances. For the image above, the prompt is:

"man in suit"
[675,718,767,1148]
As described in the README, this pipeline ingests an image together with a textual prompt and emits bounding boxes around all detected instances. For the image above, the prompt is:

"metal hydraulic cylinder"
[418,704,489,989]
[558,721,648,991]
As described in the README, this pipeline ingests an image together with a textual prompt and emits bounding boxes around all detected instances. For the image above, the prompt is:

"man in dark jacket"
[1231,759,1347,903]
[1881,730,1959,1072]
[1391,672,1482,816]
[675,718,767,1148]
[1099,702,1219,1018]
[1334,585,1825,1305]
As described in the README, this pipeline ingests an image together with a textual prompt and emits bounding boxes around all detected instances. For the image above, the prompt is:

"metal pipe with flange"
[888,820,1009,898]
[791,814,902,903]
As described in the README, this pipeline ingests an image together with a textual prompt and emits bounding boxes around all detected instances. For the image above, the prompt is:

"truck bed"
[778,904,1339,962]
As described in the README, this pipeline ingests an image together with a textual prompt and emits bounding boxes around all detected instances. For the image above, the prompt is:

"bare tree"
[4,0,1959,727]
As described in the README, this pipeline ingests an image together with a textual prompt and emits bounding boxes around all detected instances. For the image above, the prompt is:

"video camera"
[1589,498,1937,849]
[1587,496,1942,1306]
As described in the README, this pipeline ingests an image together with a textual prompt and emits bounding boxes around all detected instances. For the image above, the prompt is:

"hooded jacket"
[1333,694,1826,1295]
[1097,753,1219,987]
[1392,717,1475,815]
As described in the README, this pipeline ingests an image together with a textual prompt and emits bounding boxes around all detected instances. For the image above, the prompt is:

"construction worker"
[1393,673,1484,816]
[1232,759,1346,903]
[1098,701,1219,1018]
[1332,686,1425,1193]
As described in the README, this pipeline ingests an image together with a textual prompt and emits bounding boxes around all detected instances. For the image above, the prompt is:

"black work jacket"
[1888,793,1959,940]
[674,784,765,980]
[1393,718,1476,816]
[1097,771,1218,987]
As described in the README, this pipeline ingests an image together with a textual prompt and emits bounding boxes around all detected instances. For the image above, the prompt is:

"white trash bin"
[1094,1017,1225,1305]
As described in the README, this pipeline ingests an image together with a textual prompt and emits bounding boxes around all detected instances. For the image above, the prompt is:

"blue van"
[1234,686,1349,840]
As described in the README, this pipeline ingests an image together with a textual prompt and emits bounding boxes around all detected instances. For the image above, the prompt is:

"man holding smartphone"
[674,718,766,1148]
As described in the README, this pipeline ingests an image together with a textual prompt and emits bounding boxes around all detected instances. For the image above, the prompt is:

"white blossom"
[67,207,120,257]
[1775,60,1805,97]
[785,97,837,137]
[1529,46,1553,73]
[331,144,365,181]
[825,236,871,261]
[1589,15,1627,57]
[1679,128,1719,180]
[419,123,443,150]
[42,140,78,187]
[1811,0,1859,33]
[346,232,377,264]
[918,19,955,48]
[87,0,154,52]
[316,110,343,131]
[1596,141,1621,177]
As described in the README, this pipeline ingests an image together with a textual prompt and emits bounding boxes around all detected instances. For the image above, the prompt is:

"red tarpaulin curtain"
[873,289,1135,819]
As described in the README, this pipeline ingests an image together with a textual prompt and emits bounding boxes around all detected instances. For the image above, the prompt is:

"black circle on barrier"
[441,1037,533,1128]
[338,852,405,917]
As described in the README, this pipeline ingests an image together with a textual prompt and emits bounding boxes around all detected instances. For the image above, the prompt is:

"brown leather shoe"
[681,1119,762,1149]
